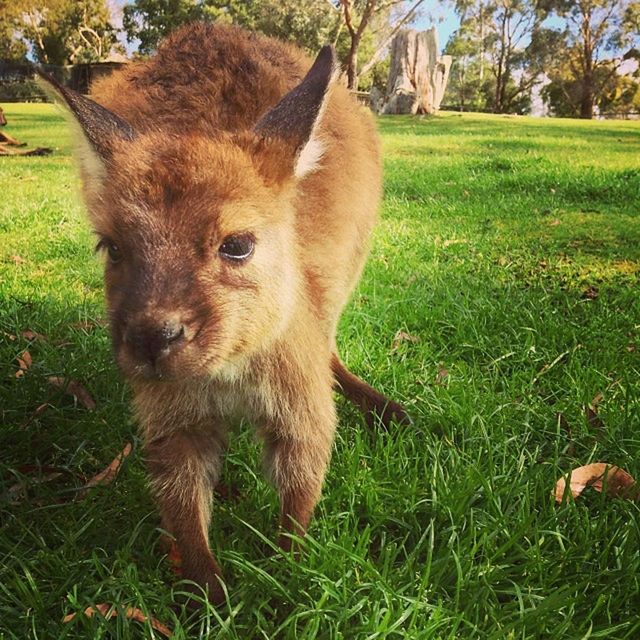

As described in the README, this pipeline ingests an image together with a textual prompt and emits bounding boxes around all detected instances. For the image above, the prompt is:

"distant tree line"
[1,0,638,117]
[0,0,423,95]
[444,0,640,118]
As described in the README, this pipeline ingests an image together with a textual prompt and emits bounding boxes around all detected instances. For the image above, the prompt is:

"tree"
[0,0,31,62]
[444,17,489,109]
[20,0,121,65]
[339,0,424,90]
[123,0,206,55]
[123,0,342,56]
[489,0,546,112]
[544,0,640,118]
[247,0,341,54]
[543,49,640,116]
[445,0,550,113]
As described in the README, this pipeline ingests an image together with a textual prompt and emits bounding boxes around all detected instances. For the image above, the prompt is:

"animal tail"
[331,353,411,428]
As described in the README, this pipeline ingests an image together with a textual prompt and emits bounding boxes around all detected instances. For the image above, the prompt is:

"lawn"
[1,103,639,639]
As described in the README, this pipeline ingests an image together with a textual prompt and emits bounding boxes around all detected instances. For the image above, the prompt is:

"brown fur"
[44,22,407,605]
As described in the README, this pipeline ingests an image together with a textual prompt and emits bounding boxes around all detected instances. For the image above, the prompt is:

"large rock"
[382,28,452,115]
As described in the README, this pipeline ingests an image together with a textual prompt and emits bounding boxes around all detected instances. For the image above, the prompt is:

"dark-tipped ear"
[36,69,135,181]
[254,45,338,179]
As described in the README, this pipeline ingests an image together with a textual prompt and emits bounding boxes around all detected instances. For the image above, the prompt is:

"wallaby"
[39,22,408,605]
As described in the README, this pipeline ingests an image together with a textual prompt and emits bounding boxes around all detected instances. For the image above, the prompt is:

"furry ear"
[254,45,337,179]
[36,70,135,183]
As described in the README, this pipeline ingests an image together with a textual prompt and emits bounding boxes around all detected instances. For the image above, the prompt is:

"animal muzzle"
[123,316,187,367]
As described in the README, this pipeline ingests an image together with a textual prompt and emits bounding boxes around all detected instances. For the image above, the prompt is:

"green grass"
[1,103,639,639]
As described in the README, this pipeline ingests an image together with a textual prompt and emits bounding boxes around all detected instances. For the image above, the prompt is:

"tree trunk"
[381,28,451,115]
[346,36,360,90]
[493,10,508,113]
[580,76,594,118]
[578,6,595,119]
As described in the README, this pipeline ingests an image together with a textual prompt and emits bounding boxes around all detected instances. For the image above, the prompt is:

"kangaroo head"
[39,46,337,381]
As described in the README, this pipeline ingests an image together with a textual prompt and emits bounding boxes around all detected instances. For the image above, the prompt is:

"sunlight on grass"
[1,104,639,639]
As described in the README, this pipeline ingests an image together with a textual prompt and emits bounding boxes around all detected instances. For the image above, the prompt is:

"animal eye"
[107,243,123,263]
[218,234,255,262]
[96,238,123,264]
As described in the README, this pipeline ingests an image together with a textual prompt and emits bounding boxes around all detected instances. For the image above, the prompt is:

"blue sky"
[416,5,461,52]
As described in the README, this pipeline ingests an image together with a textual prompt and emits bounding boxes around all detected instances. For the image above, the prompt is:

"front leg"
[145,430,226,605]
[263,396,336,552]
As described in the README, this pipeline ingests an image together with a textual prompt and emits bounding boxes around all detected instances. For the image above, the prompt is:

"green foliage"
[544,53,640,117]
[242,0,341,54]
[122,0,206,55]
[624,1,640,34]
[0,1,29,62]
[1,104,640,638]
[446,0,640,117]
[0,79,45,102]
[358,56,390,93]
[543,0,639,118]
[123,0,341,56]
[14,0,120,65]
[445,0,549,113]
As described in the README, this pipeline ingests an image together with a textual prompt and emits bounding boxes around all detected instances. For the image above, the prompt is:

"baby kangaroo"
[39,22,408,604]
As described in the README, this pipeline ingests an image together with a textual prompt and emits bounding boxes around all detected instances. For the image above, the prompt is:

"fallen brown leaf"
[21,329,46,342]
[11,255,26,264]
[585,390,608,431]
[582,286,599,300]
[554,463,638,503]
[4,466,68,505]
[48,377,96,410]
[391,330,419,352]
[79,443,132,497]
[15,350,32,378]
[435,364,449,386]
[69,318,108,332]
[63,603,172,638]
[549,218,561,227]
[20,403,50,427]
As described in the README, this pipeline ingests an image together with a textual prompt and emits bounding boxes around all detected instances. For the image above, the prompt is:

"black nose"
[127,320,186,364]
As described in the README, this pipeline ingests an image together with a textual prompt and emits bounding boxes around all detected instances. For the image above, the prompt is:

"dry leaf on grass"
[21,329,46,342]
[3,464,79,505]
[48,377,96,410]
[435,364,449,386]
[5,471,64,504]
[63,603,172,637]
[391,330,419,352]
[15,350,32,378]
[78,443,132,498]
[582,286,599,300]
[554,463,638,503]
[20,403,50,427]
[585,391,605,431]
[69,318,108,332]
[11,255,26,264]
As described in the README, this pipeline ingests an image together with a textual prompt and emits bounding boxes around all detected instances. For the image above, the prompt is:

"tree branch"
[360,0,426,77]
